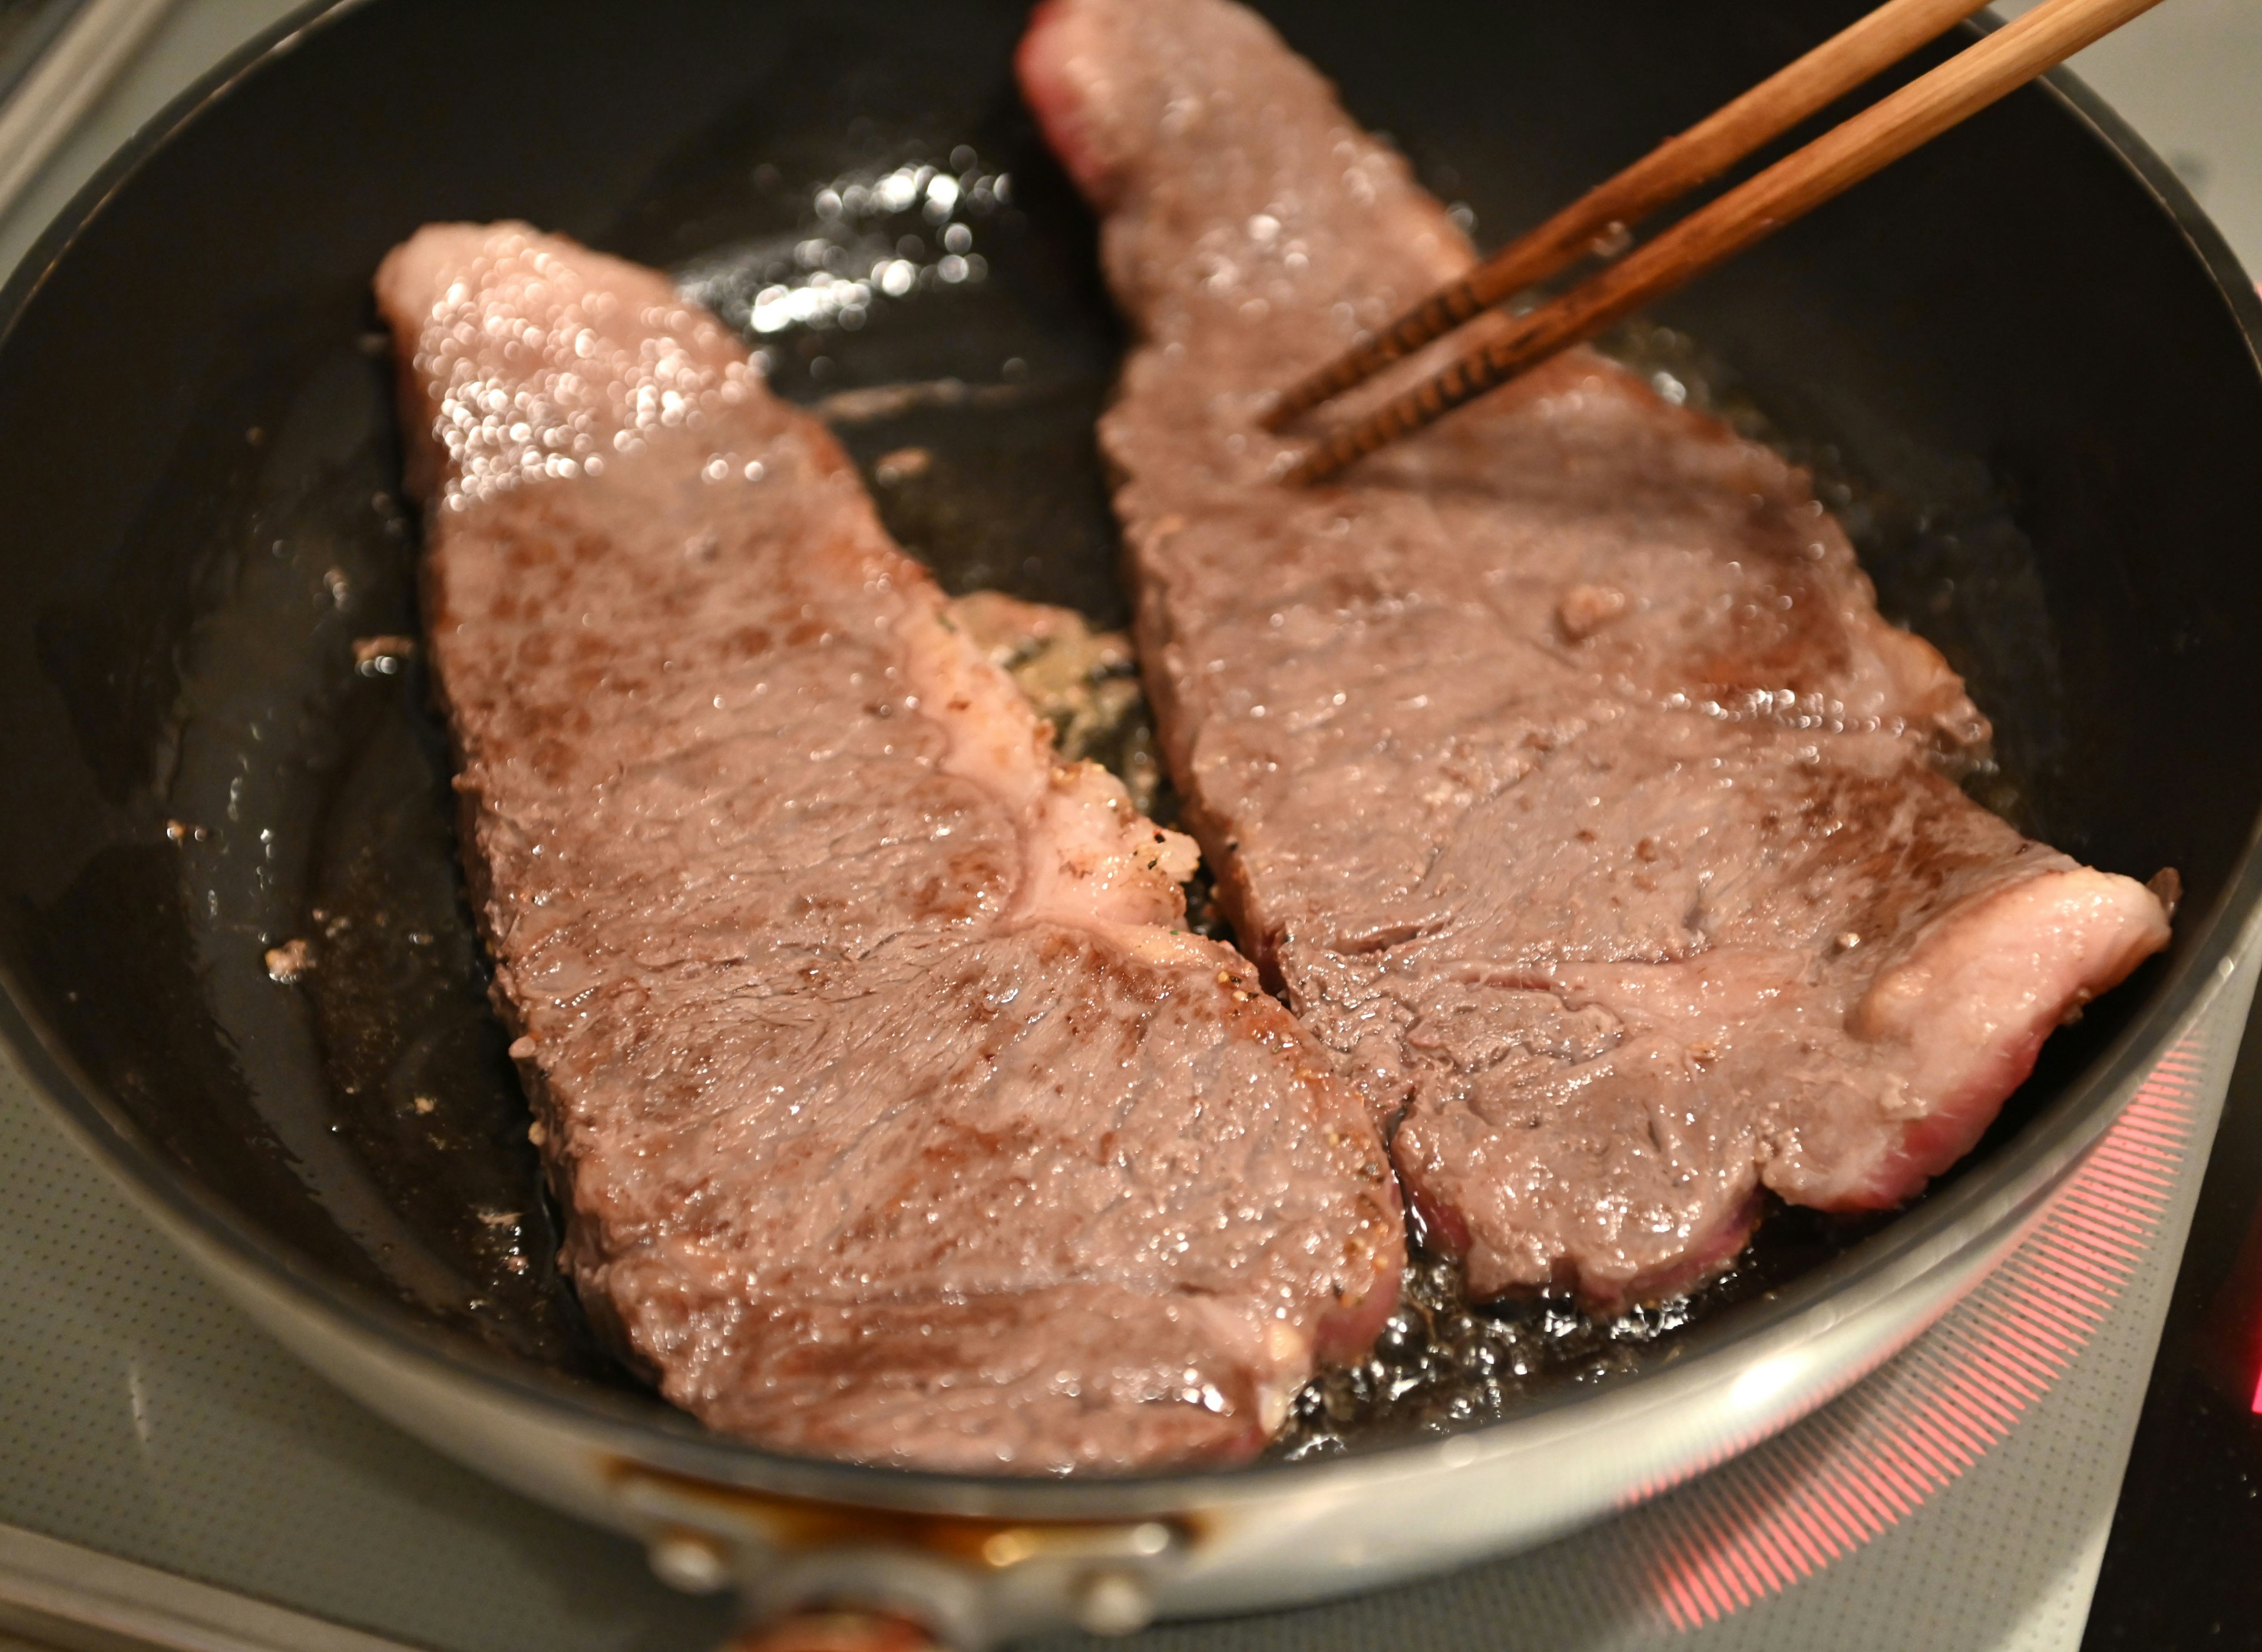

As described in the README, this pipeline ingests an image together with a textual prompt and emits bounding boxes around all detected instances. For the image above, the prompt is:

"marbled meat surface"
[1018,0,2172,1305]
[376,223,1400,1471]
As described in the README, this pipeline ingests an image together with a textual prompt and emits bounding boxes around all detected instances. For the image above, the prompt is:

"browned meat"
[1018,0,2171,1306]
[376,223,1400,1472]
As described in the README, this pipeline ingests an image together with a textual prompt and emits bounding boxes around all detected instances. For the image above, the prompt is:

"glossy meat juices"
[376,224,1400,1471]
[1018,0,2172,1305]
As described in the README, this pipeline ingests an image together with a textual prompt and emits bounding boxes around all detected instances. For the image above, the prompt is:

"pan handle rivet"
[1073,1571,1153,1637]
[649,1529,733,1594]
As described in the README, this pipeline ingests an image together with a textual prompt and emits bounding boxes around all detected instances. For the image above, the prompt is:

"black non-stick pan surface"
[2,0,2260,1475]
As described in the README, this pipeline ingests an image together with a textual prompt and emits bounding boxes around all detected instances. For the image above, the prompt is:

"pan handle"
[623,1468,1178,1646]
[729,1612,939,1652]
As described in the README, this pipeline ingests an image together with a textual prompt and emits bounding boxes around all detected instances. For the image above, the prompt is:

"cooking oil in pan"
[82,105,2068,1458]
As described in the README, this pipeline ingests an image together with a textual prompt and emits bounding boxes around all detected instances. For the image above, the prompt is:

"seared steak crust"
[1018,0,2170,1304]
[378,224,1400,1471]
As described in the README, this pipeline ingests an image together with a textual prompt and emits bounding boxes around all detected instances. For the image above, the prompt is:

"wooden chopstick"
[1261,0,1993,432]
[1282,0,2167,485]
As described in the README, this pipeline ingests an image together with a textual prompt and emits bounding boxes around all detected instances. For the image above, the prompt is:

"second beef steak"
[1019,0,2172,1305]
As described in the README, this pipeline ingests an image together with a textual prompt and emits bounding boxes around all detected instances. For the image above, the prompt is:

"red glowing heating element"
[1632,1038,2207,1631]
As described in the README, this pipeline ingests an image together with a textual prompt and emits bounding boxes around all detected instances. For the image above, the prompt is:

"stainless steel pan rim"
[3,0,2260,1535]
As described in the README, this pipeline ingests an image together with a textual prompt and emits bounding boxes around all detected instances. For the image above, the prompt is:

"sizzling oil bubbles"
[414,228,756,514]
[674,148,1009,349]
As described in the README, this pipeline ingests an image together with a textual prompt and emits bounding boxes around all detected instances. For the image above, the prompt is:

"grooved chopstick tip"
[1273,445,1338,488]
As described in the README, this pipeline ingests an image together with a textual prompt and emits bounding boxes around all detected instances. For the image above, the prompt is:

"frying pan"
[2,0,2260,1644]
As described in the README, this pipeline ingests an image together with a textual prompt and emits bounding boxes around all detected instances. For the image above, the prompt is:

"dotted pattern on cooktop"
[0,1052,732,1652]
[1010,974,2252,1651]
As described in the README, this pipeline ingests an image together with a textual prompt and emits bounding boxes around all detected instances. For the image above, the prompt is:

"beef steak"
[1018,0,2171,1305]
[376,223,1400,1471]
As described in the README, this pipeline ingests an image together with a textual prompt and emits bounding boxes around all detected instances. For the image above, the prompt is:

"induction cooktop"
[1,5,2258,1651]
